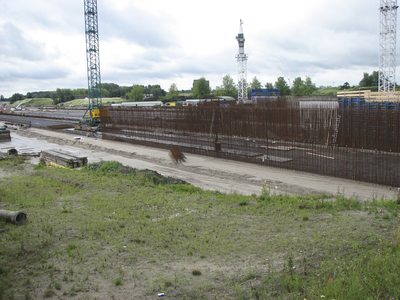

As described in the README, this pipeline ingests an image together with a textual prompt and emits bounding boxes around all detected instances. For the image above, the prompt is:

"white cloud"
[0,0,395,97]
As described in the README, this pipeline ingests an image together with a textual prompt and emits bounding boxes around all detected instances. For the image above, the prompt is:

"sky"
[0,0,392,97]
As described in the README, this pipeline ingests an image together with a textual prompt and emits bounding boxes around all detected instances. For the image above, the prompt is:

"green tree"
[371,71,379,86]
[29,91,52,98]
[143,85,166,98]
[9,93,24,104]
[152,86,165,98]
[291,76,317,96]
[214,87,222,96]
[128,85,144,102]
[120,86,133,99]
[274,77,291,95]
[167,83,179,100]
[291,77,304,96]
[359,72,373,87]
[359,71,379,87]
[102,83,121,97]
[303,77,317,95]
[215,75,237,97]
[265,82,274,90]
[72,88,88,96]
[250,76,262,90]
[222,75,237,97]
[51,89,75,104]
[101,88,110,98]
[192,77,211,98]
[101,83,133,98]
[339,82,351,90]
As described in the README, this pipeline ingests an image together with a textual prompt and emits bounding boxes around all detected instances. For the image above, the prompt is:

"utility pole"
[236,19,248,103]
[379,0,398,92]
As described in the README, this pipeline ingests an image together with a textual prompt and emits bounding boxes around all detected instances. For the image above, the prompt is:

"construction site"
[3,1,399,191]
[98,91,400,188]
[97,1,400,189]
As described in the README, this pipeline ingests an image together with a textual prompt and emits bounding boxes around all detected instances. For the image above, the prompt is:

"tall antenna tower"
[83,0,102,128]
[379,0,399,92]
[236,19,248,103]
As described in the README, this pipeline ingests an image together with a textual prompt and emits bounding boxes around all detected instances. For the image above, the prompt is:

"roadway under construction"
[100,103,400,188]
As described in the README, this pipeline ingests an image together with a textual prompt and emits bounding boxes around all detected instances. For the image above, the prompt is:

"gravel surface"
[7,128,398,201]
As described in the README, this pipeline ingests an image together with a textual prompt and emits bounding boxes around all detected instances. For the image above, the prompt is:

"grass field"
[63,98,125,107]
[314,87,340,96]
[11,98,54,107]
[0,158,399,299]
[11,98,125,108]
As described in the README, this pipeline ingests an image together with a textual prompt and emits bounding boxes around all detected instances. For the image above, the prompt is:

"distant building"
[192,79,210,90]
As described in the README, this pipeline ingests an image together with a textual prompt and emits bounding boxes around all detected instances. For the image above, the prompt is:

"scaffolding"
[236,20,248,103]
[379,0,398,92]
[82,0,102,128]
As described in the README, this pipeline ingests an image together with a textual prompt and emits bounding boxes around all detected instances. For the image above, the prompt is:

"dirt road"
[8,128,398,201]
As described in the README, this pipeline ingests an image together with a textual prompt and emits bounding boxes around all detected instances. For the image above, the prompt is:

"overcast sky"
[0,0,392,97]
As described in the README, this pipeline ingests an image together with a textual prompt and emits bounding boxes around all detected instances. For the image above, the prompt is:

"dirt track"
[9,128,398,201]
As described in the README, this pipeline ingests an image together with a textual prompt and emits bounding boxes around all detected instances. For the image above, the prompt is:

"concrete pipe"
[0,210,28,225]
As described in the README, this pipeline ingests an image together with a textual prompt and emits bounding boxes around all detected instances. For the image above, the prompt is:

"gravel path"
[8,128,398,201]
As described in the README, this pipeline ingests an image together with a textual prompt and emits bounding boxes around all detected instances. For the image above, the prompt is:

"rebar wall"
[100,106,400,187]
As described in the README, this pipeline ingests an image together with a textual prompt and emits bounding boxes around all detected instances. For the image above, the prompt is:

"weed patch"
[0,161,399,299]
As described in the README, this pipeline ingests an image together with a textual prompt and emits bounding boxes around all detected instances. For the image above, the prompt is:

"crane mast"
[278,66,292,88]
[379,0,398,92]
[80,0,102,130]
[236,19,248,103]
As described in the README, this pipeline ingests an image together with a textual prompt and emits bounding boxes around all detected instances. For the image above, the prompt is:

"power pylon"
[236,19,248,103]
[379,0,399,92]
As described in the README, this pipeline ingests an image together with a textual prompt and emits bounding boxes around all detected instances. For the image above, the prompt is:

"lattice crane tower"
[83,0,102,127]
[236,19,248,102]
[379,0,399,92]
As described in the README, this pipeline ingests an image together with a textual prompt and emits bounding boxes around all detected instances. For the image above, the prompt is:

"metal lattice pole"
[84,0,102,123]
[236,20,248,103]
[379,0,398,92]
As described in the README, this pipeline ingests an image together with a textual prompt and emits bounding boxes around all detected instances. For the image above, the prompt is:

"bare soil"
[11,128,397,202]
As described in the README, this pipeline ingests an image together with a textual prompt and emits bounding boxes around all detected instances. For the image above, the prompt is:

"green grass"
[314,87,340,96]
[12,97,125,108]
[0,159,399,299]
[63,97,124,106]
[12,98,54,107]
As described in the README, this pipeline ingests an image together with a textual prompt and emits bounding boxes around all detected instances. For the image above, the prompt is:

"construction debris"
[4,121,31,129]
[7,148,17,156]
[0,210,28,225]
[47,124,75,130]
[0,130,11,142]
[41,149,88,168]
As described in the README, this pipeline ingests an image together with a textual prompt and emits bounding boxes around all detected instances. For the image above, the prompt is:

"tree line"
[6,83,167,104]
[213,75,318,97]
[3,70,384,104]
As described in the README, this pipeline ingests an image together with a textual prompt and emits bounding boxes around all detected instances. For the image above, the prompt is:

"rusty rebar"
[100,105,400,187]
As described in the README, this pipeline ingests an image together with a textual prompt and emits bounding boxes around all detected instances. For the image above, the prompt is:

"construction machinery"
[77,0,103,131]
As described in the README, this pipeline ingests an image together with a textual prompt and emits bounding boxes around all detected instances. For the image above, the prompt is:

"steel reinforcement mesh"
[100,106,400,187]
